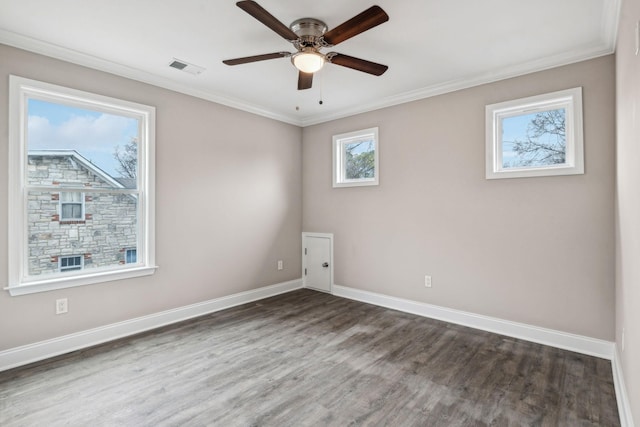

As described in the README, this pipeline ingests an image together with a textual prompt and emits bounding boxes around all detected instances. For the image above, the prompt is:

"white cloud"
[28,113,137,176]
[28,113,135,153]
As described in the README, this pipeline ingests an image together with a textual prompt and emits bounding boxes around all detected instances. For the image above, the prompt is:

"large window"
[485,87,584,179]
[333,127,379,187]
[7,76,156,295]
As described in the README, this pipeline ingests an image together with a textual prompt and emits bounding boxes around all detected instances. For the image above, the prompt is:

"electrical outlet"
[277,260,283,271]
[55,298,68,315]
[424,275,432,288]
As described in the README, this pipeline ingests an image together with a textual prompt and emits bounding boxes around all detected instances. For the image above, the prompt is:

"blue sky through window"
[345,139,374,155]
[27,99,139,177]
[501,109,566,168]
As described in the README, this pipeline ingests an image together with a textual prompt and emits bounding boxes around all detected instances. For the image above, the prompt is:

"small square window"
[485,87,584,179]
[333,127,379,187]
[125,248,137,264]
[60,255,83,272]
[60,192,84,220]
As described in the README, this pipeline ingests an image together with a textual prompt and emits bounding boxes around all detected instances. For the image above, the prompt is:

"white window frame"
[59,255,84,273]
[59,191,85,221]
[333,127,379,188]
[485,87,584,179]
[6,75,157,296]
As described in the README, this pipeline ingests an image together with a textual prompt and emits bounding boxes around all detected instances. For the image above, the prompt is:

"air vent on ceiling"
[169,58,206,76]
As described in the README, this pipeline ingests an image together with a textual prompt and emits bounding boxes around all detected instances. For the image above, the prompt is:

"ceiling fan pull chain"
[319,68,325,105]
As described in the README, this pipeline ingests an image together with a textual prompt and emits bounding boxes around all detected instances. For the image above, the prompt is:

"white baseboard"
[332,284,615,360]
[333,284,636,426]
[2,280,632,425]
[612,346,636,427]
[0,278,303,372]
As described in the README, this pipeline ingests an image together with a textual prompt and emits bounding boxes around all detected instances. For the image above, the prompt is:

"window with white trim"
[333,127,379,187]
[60,192,84,220]
[59,255,83,272]
[7,76,157,296]
[485,87,584,179]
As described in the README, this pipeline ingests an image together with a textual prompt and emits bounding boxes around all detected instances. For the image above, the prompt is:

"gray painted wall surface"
[0,44,303,350]
[615,0,640,421]
[303,55,615,340]
[0,45,617,359]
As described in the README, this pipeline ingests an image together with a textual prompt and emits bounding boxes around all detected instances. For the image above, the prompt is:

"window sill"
[4,266,158,296]
[486,163,583,179]
[333,179,379,188]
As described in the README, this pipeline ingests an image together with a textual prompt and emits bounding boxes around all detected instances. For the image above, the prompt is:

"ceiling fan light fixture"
[292,50,325,73]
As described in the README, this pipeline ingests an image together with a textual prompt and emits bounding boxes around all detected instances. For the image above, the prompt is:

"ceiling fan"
[223,1,389,90]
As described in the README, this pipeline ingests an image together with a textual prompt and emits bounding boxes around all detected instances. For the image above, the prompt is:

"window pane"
[27,98,139,188]
[501,108,566,169]
[28,191,138,277]
[60,192,82,202]
[60,256,82,272]
[344,140,376,180]
[126,249,137,264]
[61,203,82,220]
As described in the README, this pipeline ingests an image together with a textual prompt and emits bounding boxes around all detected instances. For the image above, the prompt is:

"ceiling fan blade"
[328,53,388,76]
[236,1,299,41]
[298,72,313,90]
[322,6,389,46]
[223,52,290,65]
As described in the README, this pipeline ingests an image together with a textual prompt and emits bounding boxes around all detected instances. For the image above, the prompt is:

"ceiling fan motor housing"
[290,18,328,48]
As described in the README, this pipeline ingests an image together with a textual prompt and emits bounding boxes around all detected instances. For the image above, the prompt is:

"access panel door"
[303,233,332,292]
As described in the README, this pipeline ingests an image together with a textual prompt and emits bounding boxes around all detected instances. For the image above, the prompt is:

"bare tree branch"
[345,142,375,179]
[114,138,137,178]
[509,110,566,167]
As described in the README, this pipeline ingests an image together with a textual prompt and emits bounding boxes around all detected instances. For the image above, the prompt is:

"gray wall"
[0,44,303,350]
[0,45,617,356]
[303,55,615,340]
[616,0,640,421]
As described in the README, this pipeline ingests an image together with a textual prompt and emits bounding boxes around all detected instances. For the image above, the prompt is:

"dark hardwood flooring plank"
[0,289,619,426]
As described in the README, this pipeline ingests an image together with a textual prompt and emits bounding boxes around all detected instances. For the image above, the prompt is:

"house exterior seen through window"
[26,151,139,277]
[7,76,156,295]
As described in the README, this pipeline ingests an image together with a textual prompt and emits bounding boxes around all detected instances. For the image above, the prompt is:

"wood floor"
[0,289,619,426]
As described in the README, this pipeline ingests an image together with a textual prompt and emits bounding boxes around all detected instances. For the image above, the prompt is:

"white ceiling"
[0,0,619,126]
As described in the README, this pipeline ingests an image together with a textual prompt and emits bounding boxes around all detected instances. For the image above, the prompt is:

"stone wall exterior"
[27,154,137,276]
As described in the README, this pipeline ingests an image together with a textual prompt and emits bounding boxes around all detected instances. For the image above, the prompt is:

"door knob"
[322,262,329,268]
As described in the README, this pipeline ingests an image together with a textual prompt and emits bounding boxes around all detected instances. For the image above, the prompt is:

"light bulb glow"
[292,51,325,73]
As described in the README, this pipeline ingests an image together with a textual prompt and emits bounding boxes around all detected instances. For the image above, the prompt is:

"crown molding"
[300,41,615,126]
[1,0,620,129]
[0,29,303,127]
[602,0,623,49]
